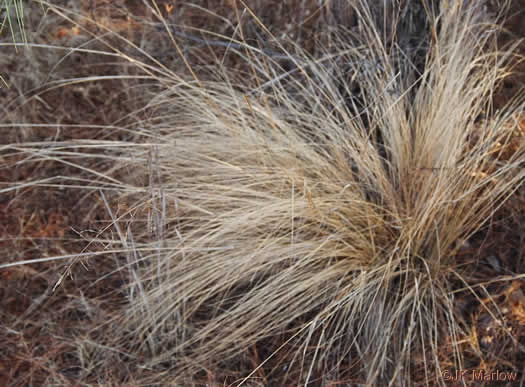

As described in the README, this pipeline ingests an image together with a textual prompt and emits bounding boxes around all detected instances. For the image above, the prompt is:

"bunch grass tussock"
[2,0,525,385]
[108,1,525,384]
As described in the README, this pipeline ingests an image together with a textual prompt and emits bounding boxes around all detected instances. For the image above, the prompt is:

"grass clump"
[108,1,524,384]
[2,0,525,385]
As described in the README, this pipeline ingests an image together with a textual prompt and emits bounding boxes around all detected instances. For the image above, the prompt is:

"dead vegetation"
[1,0,525,386]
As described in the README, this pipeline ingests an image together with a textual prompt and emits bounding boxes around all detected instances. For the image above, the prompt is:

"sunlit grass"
[1,1,524,385]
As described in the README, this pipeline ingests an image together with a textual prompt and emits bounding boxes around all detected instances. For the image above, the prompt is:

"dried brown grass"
[2,0,525,385]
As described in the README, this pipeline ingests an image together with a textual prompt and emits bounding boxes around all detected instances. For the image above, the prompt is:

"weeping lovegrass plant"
[2,0,525,385]
[105,1,524,385]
